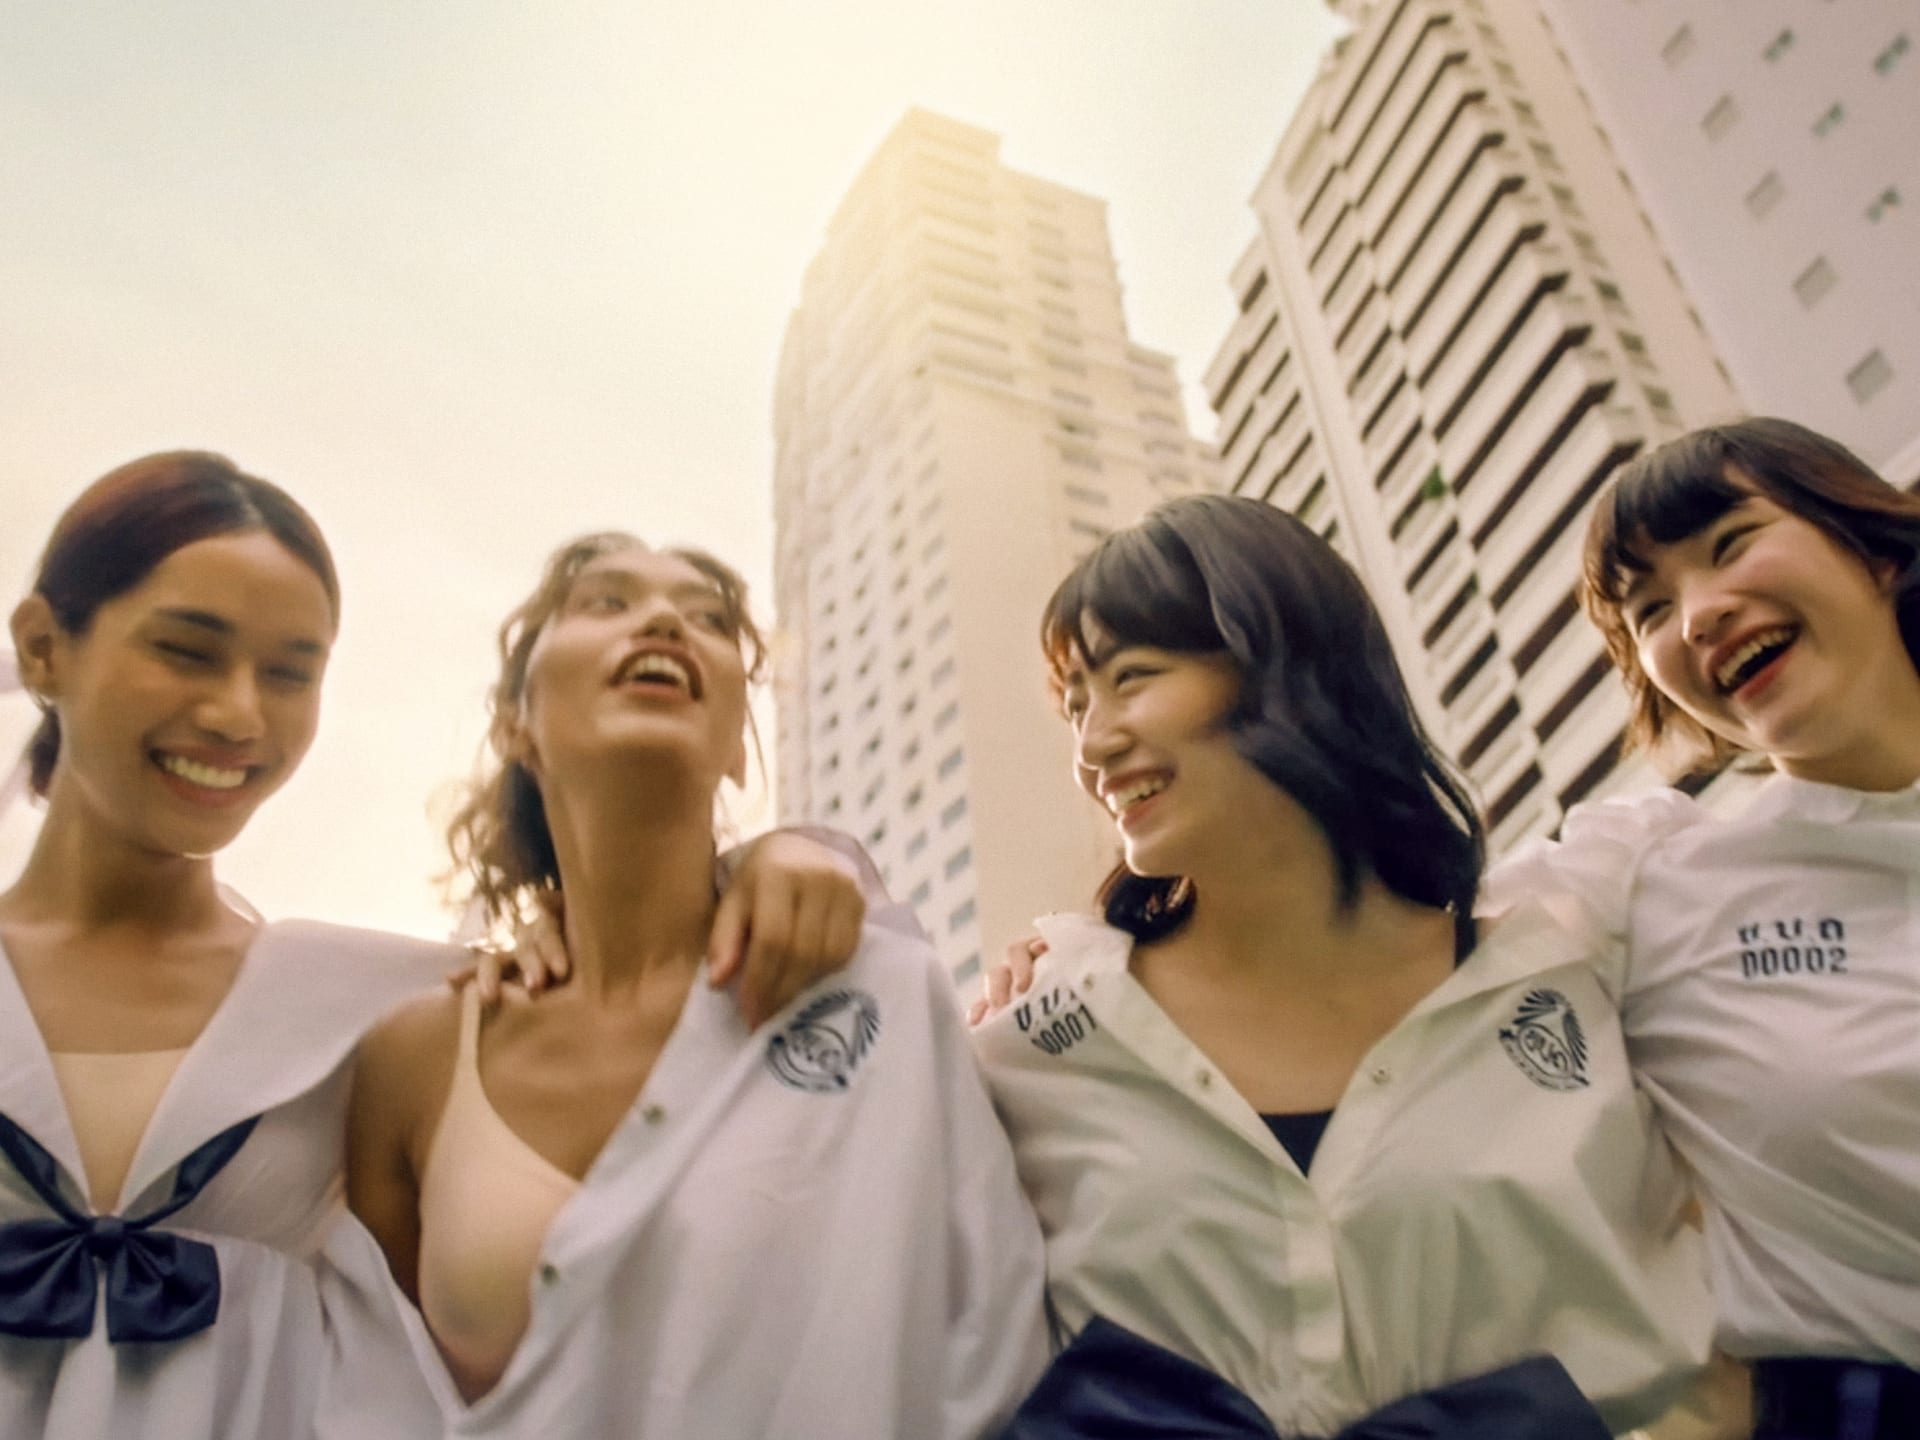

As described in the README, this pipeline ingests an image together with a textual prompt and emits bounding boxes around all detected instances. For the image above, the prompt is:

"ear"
[9,594,62,701]
[1869,555,1901,594]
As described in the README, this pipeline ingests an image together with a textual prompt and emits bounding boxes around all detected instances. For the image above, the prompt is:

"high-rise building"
[774,109,1215,984]
[1205,0,1741,852]
[1534,0,1920,484]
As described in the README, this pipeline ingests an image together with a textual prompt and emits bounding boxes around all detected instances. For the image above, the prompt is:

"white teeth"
[159,755,248,790]
[1106,777,1168,814]
[1714,628,1795,692]
[621,653,692,690]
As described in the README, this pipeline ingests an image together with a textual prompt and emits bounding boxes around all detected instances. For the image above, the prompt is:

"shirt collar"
[1741,770,1920,827]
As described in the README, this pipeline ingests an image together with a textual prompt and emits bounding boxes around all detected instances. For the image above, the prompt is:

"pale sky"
[1,0,1339,937]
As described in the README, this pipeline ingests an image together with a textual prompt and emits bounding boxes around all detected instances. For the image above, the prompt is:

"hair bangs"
[1586,436,1749,604]
[1040,520,1227,687]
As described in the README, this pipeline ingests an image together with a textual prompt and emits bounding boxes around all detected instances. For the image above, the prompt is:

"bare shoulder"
[360,989,462,1080]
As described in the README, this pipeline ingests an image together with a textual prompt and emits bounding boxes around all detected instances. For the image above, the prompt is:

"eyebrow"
[154,607,328,656]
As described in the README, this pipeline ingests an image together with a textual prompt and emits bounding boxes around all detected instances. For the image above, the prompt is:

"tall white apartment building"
[774,109,1215,984]
[1205,0,1740,852]
[1535,1,1920,484]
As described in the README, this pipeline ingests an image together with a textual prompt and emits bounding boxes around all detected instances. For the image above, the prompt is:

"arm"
[346,994,459,1303]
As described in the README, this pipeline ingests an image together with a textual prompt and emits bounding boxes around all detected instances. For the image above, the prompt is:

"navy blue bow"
[0,1110,257,1344]
[998,1317,1612,1440]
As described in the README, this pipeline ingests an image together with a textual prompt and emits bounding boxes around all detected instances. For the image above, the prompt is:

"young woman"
[1487,417,1920,1440]
[971,495,1717,1438]
[0,454,873,1440]
[335,532,1047,1436]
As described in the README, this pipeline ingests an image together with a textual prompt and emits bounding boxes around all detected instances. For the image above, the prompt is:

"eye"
[1113,664,1157,687]
[690,607,732,633]
[1711,524,1758,564]
[577,590,627,614]
[265,665,318,689]
[155,640,214,666]
[1630,598,1670,636]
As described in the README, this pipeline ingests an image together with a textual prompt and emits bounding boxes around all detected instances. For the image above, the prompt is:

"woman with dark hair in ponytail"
[973,495,1718,1439]
[0,454,880,1439]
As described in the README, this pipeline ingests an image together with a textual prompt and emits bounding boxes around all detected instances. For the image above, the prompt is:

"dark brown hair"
[22,451,340,797]
[1582,416,1920,772]
[445,533,767,929]
[1042,494,1484,949]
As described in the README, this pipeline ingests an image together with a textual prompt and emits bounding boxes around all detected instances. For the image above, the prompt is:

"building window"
[953,952,982,986]
[1847,350,1894,404]
[935,700,960,730]
[948,898,977,932]
[1867,186,1902,223]
[1661,25,1695,66]
[1763,29,1795,63]
[927,615,952,641]
[944,845,973,879]
[1875,33,1910,75]
[866,821,887,848]
[906,829,929,859]
[1812,101,1846,138]
[1745,171,1785,219]
[908,880,931,907]
[938,747,965,778]
[941,797,968,828]
[1069,518,1107,539]
[924,574,949,602]
[1064,481,1107,506]
[931,657,956,686]
[904,784,924,811]
[1793,256,1838,308]
[1702,95,1740,142]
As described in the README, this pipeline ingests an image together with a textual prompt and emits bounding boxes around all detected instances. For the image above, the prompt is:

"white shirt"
[0,921,451,1440]
[318,907,1050,1440]
[1488,774,1920,1368]
[971,908,1715,1438]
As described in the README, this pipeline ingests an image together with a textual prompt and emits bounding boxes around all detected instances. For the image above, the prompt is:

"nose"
[633,596,687,641]
[1072,694,1130,789]
[1680,579,1737,649]
[196,666,266,744]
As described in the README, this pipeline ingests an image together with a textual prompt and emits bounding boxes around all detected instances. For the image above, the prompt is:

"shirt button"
[642,1104,667,1124]
[1196,1069,1213,1089]
[1370,1065,1392,1085]
[539,1263,560,1285]
[1082,975,1096,990]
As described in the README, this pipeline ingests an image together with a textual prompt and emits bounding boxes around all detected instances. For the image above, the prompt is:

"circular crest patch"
[765,988,881,1094]
[1498,988,1590,1091]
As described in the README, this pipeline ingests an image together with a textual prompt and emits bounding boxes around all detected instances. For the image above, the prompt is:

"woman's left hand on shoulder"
[711,830,868,1027]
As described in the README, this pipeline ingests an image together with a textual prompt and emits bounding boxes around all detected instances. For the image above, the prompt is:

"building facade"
[1535,0,1920,484]
[773,110,1215,984]
[1205,0,1740,853]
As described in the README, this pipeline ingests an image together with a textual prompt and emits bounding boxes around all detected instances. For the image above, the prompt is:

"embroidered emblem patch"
[1498,988,1590,1091]
[765,989,881,1094]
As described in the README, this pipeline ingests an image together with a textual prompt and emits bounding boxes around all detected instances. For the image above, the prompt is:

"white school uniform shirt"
[1486,774,1920,1368]
[0,920,452,1440]
[972,908,1716,1439]
[317,905,1050,1440]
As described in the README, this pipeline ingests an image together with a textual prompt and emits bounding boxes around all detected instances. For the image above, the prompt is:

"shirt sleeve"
[1481,788,1703,1003]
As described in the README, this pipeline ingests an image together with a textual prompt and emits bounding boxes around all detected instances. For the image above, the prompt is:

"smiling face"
[1621,486,1913,782]
[1059,618,1279,880]
[16,530,334,859]
[512,545,750,801]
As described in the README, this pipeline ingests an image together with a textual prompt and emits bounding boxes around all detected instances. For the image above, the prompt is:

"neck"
[1779,662,1920,791]
[543,767,718,1000]
[1,790,228,934]
[1143,819,1454,992]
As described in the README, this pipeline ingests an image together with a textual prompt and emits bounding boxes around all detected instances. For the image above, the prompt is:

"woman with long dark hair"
[1491,417,1920,1440]
[0,454,879,1439]
[973,494,1715,1438]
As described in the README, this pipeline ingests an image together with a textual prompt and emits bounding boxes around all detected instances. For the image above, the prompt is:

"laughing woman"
[338,533,1046,1437]
[1490,418,1920,1440]
[972,495,1715,1438]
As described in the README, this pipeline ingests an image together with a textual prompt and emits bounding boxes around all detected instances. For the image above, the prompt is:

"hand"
[446,901,571,1007]
[711,831,867,1028]
[966,934,1047,1026]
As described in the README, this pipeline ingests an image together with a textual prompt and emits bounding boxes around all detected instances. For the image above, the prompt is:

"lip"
[1701,623,1797,700]
[150,749,262,810]
[610,643,703,700]
[1098,769,1172,820]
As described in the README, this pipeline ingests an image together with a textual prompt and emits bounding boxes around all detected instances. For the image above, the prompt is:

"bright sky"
[1,0,1339,937]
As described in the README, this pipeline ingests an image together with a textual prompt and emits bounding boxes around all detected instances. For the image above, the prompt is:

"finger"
[738,876,800,1029]
[708,883,750,988]
[986,957,1015,1013]
[760,891,832,1018]
[966,997,988,1027]
[446,963,477,991]
[1011,935,1045,994]
[821,892,863,974]
[470,950,504,1008]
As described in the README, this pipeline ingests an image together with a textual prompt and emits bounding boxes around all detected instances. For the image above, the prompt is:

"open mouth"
[1713,626,1797,696]
[1105,774,1169,817]
[614,652,700,698]
[153,752,252,792]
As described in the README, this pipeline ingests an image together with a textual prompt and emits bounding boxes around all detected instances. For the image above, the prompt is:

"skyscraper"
[774,109,1215,984]
[1205,0,1740,852]
[1533,0,1920,484]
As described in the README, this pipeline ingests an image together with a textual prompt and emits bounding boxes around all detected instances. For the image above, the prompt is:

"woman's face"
[1059,619,1268,880]
[17,531,334,859]
[515,546,749,798]
[1621,484,1910,779]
